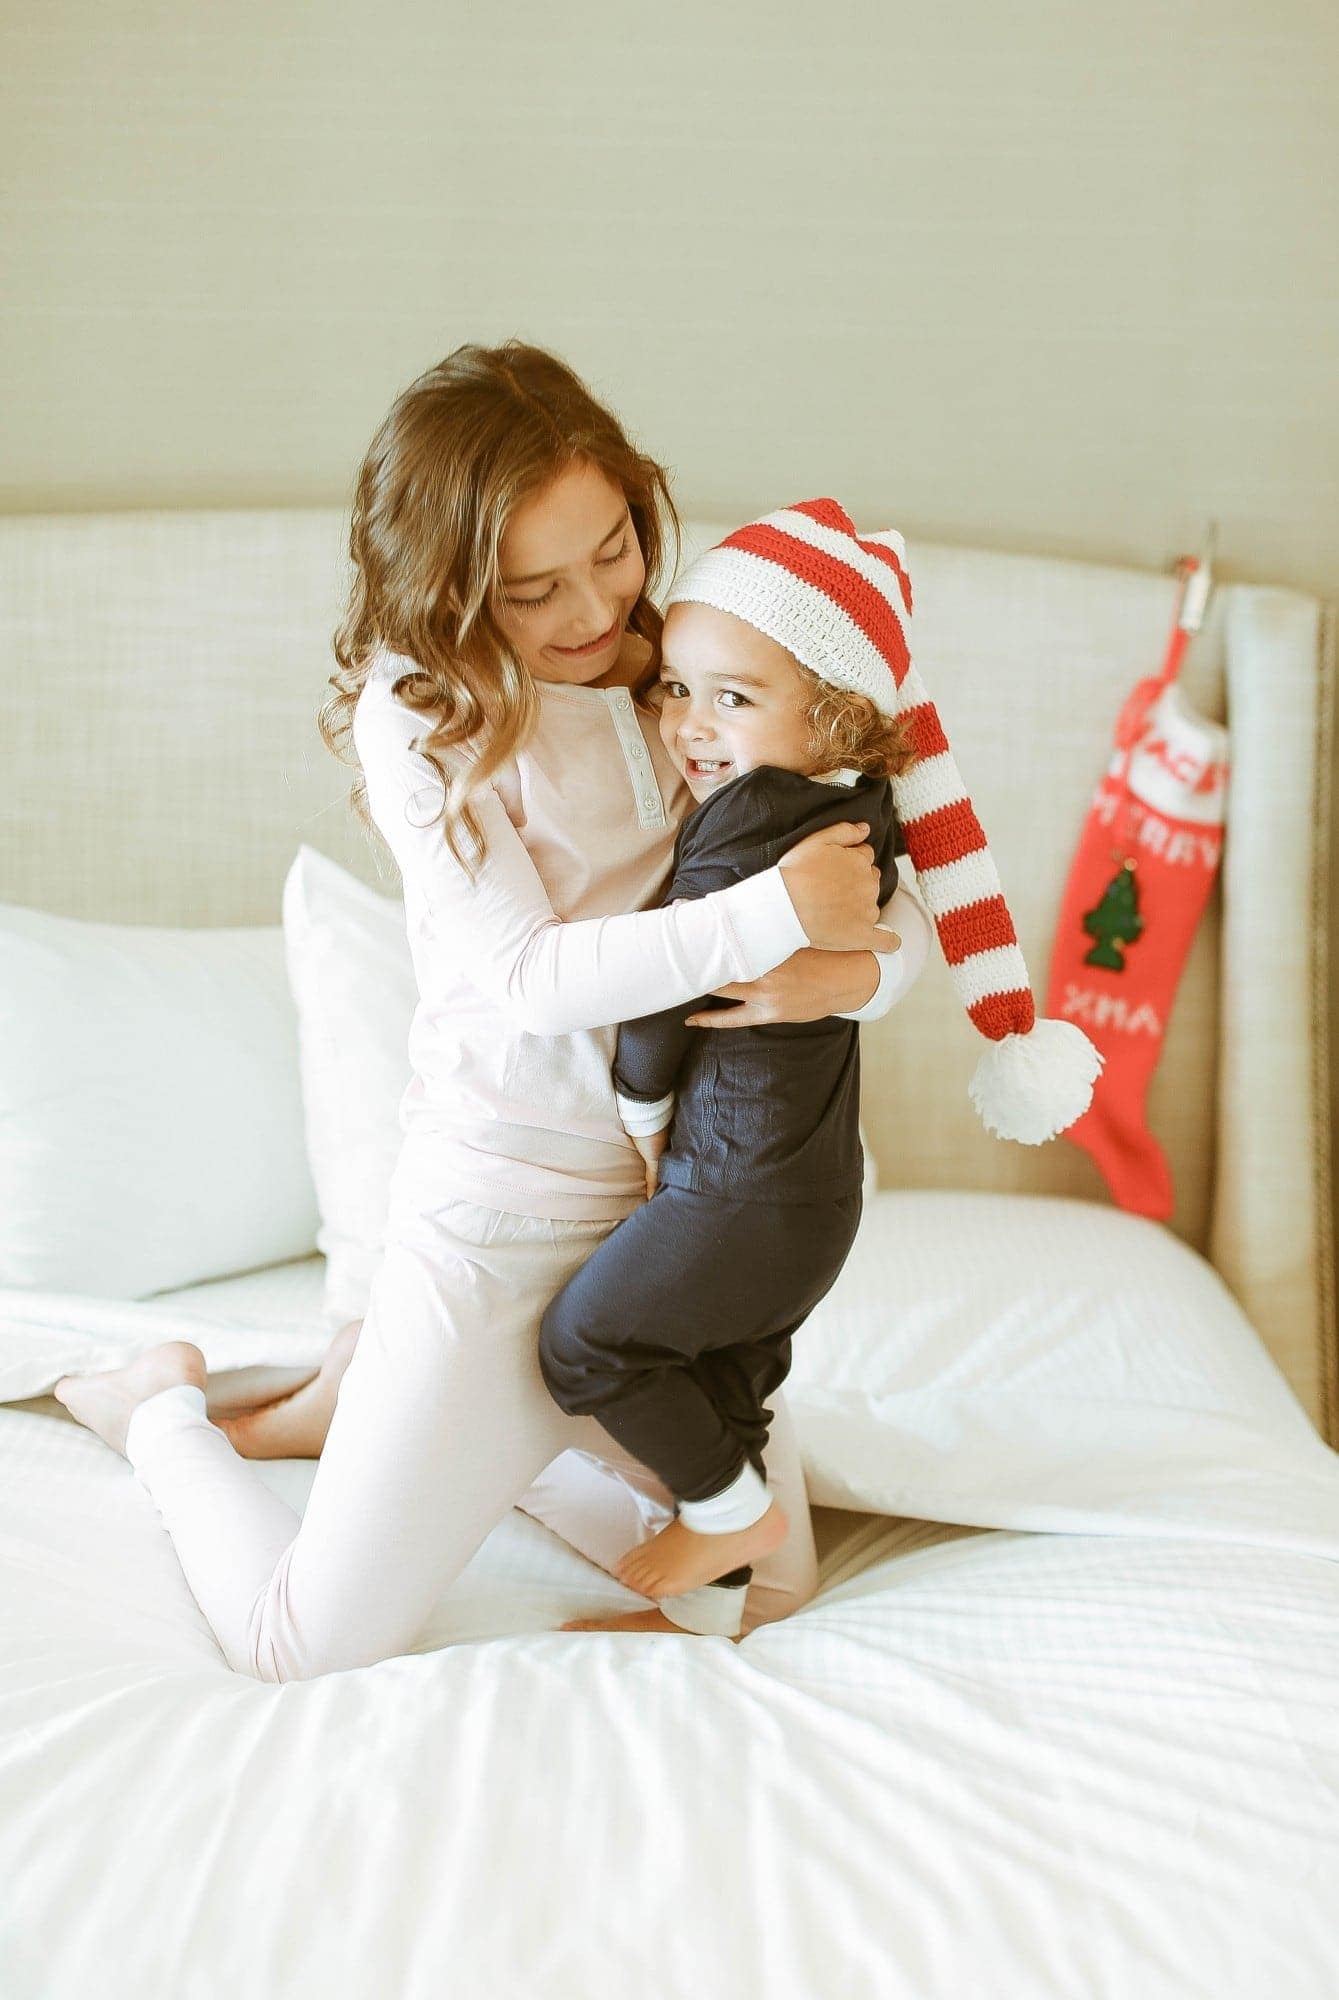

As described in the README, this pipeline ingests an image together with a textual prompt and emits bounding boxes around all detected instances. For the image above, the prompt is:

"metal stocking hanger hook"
[1172,516,1219,652]
[1110,519,1220,779]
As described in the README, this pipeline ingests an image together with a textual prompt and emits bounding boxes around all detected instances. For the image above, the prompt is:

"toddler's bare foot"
[562,1609,739,1639]
[613,1500,788,1600]
[217,1319,362,1460]
[53,1341,207,1457]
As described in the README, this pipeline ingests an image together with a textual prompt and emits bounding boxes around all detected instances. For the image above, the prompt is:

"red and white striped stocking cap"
[665,498,1102,1144]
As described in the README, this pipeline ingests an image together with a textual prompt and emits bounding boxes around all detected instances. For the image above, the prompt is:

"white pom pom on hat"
[665,498,1103,1144]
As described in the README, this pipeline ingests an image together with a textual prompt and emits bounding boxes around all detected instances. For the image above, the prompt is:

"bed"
[2,507,1337,1998]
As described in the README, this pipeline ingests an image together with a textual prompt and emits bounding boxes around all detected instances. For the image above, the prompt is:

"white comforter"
[2,1264,1338,2000]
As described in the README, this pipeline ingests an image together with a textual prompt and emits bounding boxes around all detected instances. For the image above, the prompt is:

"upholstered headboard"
[2,507,1333,1440]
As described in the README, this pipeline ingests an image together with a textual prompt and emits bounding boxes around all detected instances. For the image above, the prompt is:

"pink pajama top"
[353,650,924,1221]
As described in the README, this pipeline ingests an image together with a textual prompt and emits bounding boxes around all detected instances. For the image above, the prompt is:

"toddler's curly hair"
[797,669,918,781]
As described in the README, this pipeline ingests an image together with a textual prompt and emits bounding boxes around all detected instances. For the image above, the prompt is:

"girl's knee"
[787,1543,821,1613]
[741,1554,820,1637]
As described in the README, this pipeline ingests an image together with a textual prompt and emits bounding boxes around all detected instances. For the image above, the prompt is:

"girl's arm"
[687,883,933,1029]
[355,694,887,1039]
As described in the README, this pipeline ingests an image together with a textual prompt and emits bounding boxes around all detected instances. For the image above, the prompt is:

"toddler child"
[539,500,1102,1630]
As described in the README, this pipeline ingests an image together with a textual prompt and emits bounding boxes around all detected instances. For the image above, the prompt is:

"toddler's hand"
[632,1129,669,1201]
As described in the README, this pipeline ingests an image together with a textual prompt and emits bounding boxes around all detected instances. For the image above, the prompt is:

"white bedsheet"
[2,1266,1338,1999]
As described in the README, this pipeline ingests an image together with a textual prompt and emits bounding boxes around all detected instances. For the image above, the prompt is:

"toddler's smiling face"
[657,602,819,803]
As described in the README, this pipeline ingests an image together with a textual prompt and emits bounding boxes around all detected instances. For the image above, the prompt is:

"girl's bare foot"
[613,1500,788,1600]
[53,1341,207,1457]
[561,1609,739,1639]
[216,1319,362,1460]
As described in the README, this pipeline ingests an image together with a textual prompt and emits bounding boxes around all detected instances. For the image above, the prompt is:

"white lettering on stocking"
[1060,982,1094,1022]
[1059,983,1162,1036]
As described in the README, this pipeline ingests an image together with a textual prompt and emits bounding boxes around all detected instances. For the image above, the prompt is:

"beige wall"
[3,4,1335,583]
[4,2,1338,1167]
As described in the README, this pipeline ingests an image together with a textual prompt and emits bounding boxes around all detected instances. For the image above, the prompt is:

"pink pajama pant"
[125,1142,817,1681]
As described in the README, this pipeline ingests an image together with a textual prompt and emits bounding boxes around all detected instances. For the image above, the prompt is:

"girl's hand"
[687,940,901,1029]
[777,822,893,952]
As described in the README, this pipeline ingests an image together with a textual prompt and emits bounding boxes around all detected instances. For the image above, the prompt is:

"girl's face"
[657,601,818,803]
[494,459,646,686]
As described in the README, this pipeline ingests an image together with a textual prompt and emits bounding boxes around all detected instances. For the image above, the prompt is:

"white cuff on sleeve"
[836,888,934,1022]
[719,865,809,975]
[617,1089,675,1136]
[835,924,900,1022]
[677,1460,772,1533]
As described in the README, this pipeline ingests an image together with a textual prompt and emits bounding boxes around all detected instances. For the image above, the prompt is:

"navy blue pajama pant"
[538,1183,862,1585]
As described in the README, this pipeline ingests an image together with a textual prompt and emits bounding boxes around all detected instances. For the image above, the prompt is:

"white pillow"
[282,848,416,1327]
[0,903,319,1298]
[786,1188,1339,1554]
[282,846,880,1327]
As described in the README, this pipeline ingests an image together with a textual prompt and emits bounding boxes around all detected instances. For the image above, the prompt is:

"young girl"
[52,342,928,1677]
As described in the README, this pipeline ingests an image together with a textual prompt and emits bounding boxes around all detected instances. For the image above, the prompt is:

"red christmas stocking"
[1044,658,1229,1221]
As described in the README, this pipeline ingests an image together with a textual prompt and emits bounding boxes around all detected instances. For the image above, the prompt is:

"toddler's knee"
[537,1299,611,1416]
[537,1301,581,1406]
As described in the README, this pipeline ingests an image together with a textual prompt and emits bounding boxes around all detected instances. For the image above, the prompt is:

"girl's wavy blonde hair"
[321,340,680,869]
